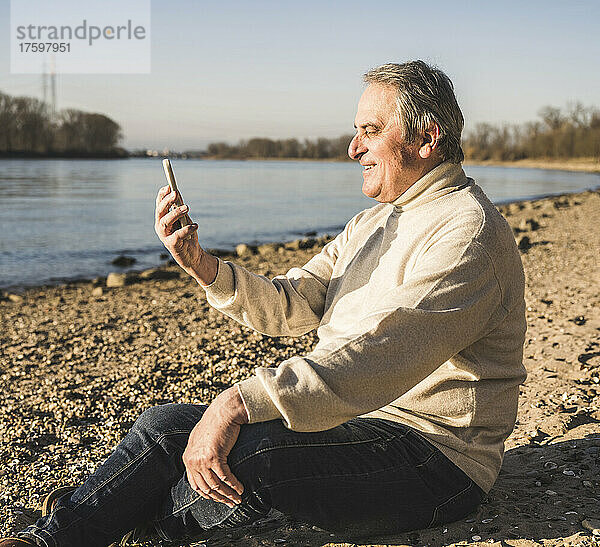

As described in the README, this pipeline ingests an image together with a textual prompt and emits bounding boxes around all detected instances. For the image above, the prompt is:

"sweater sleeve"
[202,214,361,337]
[236,236,508,431]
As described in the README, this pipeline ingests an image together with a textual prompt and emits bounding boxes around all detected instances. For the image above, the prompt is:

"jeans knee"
[131,403,188,439]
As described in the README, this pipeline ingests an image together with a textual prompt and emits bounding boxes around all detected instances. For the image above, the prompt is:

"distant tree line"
[463,103,600,161]
[4,89,597,163]
[202,103,600,163]
[204,135,354,160]
[0,90,125,158]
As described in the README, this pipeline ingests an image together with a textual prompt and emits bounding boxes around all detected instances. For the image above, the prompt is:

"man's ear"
[419,122,441,159]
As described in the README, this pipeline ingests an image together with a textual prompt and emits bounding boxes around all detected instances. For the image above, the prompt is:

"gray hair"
[364,60,464,163]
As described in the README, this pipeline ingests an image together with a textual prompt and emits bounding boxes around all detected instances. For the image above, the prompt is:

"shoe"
[0,539,36,546]
[35,486,153,547]
[112,523,159,546]
[118,525,151,545]
[39,486,77,517]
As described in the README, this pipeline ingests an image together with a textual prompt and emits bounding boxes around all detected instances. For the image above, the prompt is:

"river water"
[1,158,598,290]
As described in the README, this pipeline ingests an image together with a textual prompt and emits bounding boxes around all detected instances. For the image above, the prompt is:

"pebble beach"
[1,188,599,547]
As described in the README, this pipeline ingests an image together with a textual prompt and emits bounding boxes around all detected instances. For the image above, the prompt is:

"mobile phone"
[162,158,193,234]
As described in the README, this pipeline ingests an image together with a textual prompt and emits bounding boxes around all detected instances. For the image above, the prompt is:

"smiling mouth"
[363,164,376,171]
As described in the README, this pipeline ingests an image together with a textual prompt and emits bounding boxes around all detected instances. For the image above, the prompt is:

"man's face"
[348,84,423,203]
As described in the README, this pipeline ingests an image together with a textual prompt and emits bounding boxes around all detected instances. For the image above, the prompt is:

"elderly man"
[4,60,526,547]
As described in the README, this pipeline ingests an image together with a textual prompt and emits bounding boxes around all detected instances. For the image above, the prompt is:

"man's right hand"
[154,185,218,286]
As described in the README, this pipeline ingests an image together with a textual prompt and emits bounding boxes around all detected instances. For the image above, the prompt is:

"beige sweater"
[203,161,527,493]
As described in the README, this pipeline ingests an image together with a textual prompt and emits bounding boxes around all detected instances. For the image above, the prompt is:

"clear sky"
[1,0,599,150]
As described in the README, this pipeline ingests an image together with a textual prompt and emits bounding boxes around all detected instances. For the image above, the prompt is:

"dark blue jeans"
[19,403,484,546]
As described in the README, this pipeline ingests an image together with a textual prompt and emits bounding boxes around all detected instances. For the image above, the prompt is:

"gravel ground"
[1,189,599,547]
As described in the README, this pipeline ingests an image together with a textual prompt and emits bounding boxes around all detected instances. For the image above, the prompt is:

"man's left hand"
[183,386,249,507]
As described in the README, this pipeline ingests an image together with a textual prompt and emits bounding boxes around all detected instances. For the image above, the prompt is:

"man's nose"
[348,134,366,160]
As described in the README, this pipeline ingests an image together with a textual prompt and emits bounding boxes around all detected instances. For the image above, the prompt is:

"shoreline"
[0,232,337,295]
[1,184,599,296]
[1,188,599,546]
[464,157,600,174]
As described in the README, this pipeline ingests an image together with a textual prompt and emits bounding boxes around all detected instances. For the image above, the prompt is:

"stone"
[570,315,587,326]
[582,518,600,535]
[7,293,24,303]
[111,255,136,267]
[517,235,532,251]
[236,243,253,257]
[257,243,280,256]
[106,272,127,287]
[300,237,317,249]
[140,268,158,279]
[553,197,570,209]
[284,240,301,251]
[91,287,103,297]
[105,272,139,287]
[519,218,541,232]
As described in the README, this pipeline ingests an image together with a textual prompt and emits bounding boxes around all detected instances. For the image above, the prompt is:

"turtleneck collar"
[391,161,469,211]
